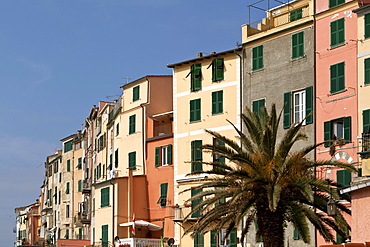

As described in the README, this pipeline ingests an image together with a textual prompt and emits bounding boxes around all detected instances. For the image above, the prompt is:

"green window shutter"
[324,121,332,147]
[365,14,370,39]
[190,99,201,122]
[67,159,70,172]
[294,227,301,240]
[160,183,168,207]
[129,151,136,170]
[365,58,370,85]
[212,58,224,82]
[363,109,370,133]
[133,85,140,102]
[252,45,264,71]
[305,86,313,124]
[292,31,304,59]
[218,141,225,164]
[58,191,61,204]
[337,169,351,187]
[78,180,82,192]
[129,115,136,134]
[78,157,82,169]
[290,8,302,22]
[191,188,202,218]
[359,167,363,177]
[191,140,203,172]
[329,0,345,8]
[194,233,204,247]
[283,92,291,128]
[79,228,83,240]
[252,99,265,115]
[230,228,237,247]
[66,182,70,194]
[191,63,202,91]
[330,62,345,94]
[64,140,73,153]
[210,230,216,247]
[155,147,160,167]
[212,90,223,115]
[331,18,345,48]
[343,116,351,142]
[101,187,110,207]
[102,225,108,247]
[66,229,69,239]
[167,144,172,165]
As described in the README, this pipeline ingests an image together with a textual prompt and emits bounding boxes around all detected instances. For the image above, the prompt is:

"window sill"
[291,55,306,61]
[330,42,346,50]
[329,88,346,95]
[212,112,223,116]
[190,120,201,124]
[252,68,264,73]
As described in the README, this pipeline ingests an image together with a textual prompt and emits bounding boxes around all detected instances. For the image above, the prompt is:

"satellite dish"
[167,238,175,246]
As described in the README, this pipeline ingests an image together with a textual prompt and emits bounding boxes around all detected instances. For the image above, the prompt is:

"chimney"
[197,52,203,58]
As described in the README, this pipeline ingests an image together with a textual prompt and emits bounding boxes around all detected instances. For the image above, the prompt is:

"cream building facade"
[168,49,242,247]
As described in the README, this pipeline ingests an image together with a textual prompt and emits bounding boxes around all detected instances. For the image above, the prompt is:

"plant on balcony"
[119,244,130,247]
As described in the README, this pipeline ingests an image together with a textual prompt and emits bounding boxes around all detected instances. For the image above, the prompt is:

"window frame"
[190,63,202,92]
[292,31,304,59]
[324,116,351,147]
[252,45,264,71]
[129,114,136,134]
[158,183,168,207]
[190,98,201,122]
[329,0,345,8]
[330,18,345,49]
[330,62,345,94]
[133,85,140,102]
[128,151,136,170]
[211,58,224,82]
[212,90,223,115]
[101,187,110,208]
[155,144,173,167]
[252,98,265,116]
[290,8,302,22]
[191,140,203,172]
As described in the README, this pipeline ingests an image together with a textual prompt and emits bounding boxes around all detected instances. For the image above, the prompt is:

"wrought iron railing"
[361,132,370,152]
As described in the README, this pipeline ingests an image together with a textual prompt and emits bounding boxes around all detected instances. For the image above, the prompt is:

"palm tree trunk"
[256,202,285,247]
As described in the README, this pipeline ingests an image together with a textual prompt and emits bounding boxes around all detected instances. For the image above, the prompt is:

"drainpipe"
[313,0,317,244]
[110,179,115,245]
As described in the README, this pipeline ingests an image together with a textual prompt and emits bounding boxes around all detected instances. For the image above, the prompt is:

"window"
[75,141,82,150]
[283,88,313,128]
[190,98,201,122]
[290,8,302,22]
[252,99,265,116]
[66,205,70,218]
[133,85,140,102]
[66,182,70,194]
[65,229,69,239]
[213,138,225,172]
[329,0,345,8]
[78,180,82,192]
[59,172,62,182]
[252,45,264,71]
[64,140,73,153]
[190,63,202,91]
[212,91,223,115]
[365,14,370,39]
[54,186,58,204]
[67,159,70,172]
[324,117,351,147]
[330,18,345,48]
[101,187,110,207]
[293,227,301,240]
[115,149,119,168]
[116,123,119,135]
[191,188,202,218]
[194,232,204,247]
[210,58,224,82]
[337,169,351,187]
[54,161,58,173]
[330,62,345,94]
[363,109,370,133]
[158,183,168,207]
[129,115,136,134]
[211,228,237,247]
[365,58,370,85]
[292,31,304,59]
[191,140,203,172]
[129,151,136,170]
[58,191,61,204]
[77,157,82,169]
[102,225,109,247]
[155,145,173,167]
[78,228,83,240]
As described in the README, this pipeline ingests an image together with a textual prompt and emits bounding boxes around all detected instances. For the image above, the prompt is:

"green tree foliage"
[183,104,356,247]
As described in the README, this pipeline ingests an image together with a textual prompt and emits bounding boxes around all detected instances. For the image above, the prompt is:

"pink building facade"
[315,0,360,245]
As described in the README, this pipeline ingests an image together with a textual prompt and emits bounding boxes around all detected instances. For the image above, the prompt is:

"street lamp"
[327,198,337,216]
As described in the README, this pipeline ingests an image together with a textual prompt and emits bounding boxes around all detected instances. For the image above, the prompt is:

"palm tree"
[183,104,356,247]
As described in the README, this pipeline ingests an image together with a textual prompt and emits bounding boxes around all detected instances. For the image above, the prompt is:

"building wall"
[351,186,370,242]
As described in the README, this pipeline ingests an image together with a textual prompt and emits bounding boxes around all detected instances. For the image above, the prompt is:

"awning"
[119,220,163,231]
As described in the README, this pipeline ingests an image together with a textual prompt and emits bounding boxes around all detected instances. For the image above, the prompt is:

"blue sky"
[0,0,280,245]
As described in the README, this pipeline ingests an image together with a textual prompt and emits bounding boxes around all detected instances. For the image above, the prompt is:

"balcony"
[78,210,91,224]
[116,238,162,247]
[82,180,91,194]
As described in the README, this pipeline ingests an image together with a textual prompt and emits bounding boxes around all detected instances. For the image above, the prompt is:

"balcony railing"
[116,238,162,247]
[82,180,91,194]
[361,132,370,153]
[78,210,91,224]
